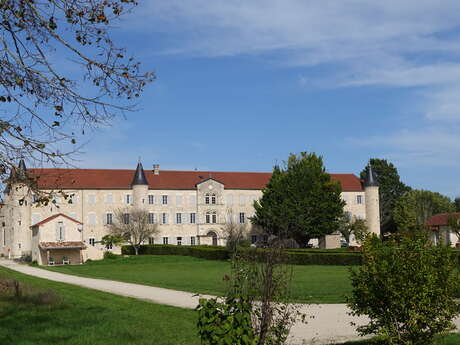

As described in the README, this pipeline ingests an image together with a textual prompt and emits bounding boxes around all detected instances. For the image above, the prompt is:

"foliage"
[454,197,460,212]
[100,234,124,248]
[393,190,455,231]
[360,159,411,234]
[0,0,153,185]
[197,246,298,345]
[197,294,256,345]
[103,251,118,260]
[447,216,460,241]
[253,152,345,246]
[347,233,460,345]
[121,244,230,260]
[107,207,159,255]
[338,214,369,244]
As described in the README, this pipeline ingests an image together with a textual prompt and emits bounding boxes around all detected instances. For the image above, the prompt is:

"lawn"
[44,255,353,303]
[340,334,460,345]
[0,266,200,345]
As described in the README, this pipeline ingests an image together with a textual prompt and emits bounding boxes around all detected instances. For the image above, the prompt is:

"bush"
[103,251,119,260]
[121,244,361,265]
[121,245,230,261]
[347,233,460,345]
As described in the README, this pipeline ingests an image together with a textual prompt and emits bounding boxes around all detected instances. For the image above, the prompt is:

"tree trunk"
[134,245,139,255]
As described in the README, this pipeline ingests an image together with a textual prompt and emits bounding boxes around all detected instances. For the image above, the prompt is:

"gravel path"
[1,259,455,345]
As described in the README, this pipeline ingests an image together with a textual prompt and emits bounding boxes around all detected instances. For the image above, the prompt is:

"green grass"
[44,255,353,303]
[0,266,199,345]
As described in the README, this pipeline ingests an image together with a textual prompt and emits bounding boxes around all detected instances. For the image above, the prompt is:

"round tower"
[364,163,381,237]
[131,161,149,208]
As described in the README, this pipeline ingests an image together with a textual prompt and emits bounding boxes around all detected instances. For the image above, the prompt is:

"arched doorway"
[207,231,218,246]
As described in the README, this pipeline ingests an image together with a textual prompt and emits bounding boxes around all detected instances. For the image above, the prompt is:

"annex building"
[0,160,380,265]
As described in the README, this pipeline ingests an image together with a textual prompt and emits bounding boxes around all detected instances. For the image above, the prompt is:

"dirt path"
[0,259,444,345]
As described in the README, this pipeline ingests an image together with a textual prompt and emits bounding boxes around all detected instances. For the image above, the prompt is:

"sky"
[72,1,460,198]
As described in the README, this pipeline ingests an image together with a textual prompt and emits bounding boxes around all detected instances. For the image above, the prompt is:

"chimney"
[153,164,160,175]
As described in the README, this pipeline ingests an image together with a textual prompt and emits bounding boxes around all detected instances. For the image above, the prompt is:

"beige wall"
[1,176,379,259]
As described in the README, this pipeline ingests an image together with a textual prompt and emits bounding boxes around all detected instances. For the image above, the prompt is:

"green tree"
[360,159,410,234]
[347,233,459,345]
[338,214,369,244]
[393,190,455,231]
[454,197,460,212]
[253,152,345,247]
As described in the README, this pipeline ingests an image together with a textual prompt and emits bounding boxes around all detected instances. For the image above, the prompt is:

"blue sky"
[74,1,460,198]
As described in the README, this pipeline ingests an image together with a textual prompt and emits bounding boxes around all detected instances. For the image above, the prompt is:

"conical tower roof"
[364,163,379,187]
[131,162,148,186]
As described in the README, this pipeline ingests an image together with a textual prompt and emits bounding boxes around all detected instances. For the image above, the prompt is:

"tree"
[454,197,460,212]
[360,159,411,234]
[338,214,369,245]
[253,152,345,247]
[447,216,460,241]
[107,207,158,255]
[348,233,459,345]
[393,190,455,231]
[221,209,249,253]
[0,1,153,185]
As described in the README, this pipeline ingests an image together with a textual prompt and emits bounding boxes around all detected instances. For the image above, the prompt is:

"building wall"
[1,177,373,259]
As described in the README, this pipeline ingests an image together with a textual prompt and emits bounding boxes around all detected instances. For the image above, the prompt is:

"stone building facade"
[0,160,380,264]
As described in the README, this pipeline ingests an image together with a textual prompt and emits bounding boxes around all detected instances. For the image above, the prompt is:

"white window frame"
[148,195,155,205]
[89,238,96,246]
[161,213,168,225]
[163,237,168,245]
[190,236,195,246]
[190,213,196,224]
[176,213,182,224]
[125,194,132,205]
[148,212,155,224]
[177,237,182,246]
[357,195,363,204]
[162,195,168,205]
[106,213,113,225]
[148,237,155,245]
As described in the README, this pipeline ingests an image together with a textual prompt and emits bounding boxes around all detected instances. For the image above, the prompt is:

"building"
[0,160,380,264]
[426,213,460,246]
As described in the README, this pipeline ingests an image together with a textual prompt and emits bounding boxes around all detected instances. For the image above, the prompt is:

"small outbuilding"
[31,213,86,265]
[426,213,460,247]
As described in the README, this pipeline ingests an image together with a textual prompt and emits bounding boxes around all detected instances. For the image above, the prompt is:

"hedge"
[121,244,361,265]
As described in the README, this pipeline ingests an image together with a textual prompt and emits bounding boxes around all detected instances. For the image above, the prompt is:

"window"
[176,213,182,224]
[88,212,96,226]
[123,213,130,225]
[161,213,168,224]
[2,228,5,246]
[251,235,257,244]
[190,236,195,246]
[148,195,155,205]
[163,237,168,245]
[105,194,113,204]
[239,212,245,224]
[125,194,131,204]
[189,195,196,205]
[176,195,182,206]
[162,195,168,205]
[148,212,155,224]
[206,211,217,224]
[239,195,245,205]
[32,194,39,203]
[148,237,155,245]
[88,194,96,204]
[89,238,96,246]
[106,213,113,225]
[357,195,363,204]
[190,213,196,224]
[105,243,113,250]
[177,237,182,246]
[205,193,216,205]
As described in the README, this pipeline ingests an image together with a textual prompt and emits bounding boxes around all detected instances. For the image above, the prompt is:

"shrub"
[103,251,119,260]
[121,245,230,261]
[347,233,460,345]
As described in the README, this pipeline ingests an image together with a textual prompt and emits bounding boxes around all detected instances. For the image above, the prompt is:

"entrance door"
[207,231,218,246]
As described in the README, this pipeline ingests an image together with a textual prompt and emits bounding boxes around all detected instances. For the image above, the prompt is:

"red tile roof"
[28,168,364,192]
[39,241,86,249]
[426,213,460,227]
[31,213,83,228]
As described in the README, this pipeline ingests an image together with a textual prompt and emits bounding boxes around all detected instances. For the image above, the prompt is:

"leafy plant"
[347,233,460,345]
